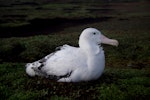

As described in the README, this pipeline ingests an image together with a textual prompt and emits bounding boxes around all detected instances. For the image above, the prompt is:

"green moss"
[0,63,149,99]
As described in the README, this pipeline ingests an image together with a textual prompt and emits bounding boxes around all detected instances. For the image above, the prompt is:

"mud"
[0,17,112,38]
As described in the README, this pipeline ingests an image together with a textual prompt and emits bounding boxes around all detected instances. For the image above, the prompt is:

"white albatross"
[25,28,119,82]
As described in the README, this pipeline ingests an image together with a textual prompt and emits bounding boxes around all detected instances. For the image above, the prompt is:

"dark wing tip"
[48,71,73,81]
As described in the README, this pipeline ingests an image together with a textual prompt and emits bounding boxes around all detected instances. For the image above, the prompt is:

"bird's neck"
[79,39,101,56]
[79,39,105,79]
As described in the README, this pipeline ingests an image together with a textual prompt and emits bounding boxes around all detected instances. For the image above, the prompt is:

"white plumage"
[25,28,119,82]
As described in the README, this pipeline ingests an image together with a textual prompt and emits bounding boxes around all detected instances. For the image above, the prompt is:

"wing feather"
[26,44,87,79]
[42,45,87,76]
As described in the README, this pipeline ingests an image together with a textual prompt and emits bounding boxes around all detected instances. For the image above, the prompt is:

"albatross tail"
[25,63,36,77]
[25,53,53,77]
[25,61,47,77]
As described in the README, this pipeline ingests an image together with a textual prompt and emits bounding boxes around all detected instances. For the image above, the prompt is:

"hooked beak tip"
[113,40,119,47]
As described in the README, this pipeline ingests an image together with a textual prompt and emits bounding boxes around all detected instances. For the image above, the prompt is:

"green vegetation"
[0,63,149,100]
[0,0,150,100]
[0,0,149,28]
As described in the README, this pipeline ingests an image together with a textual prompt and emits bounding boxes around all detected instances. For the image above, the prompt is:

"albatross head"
[79,28,119,50]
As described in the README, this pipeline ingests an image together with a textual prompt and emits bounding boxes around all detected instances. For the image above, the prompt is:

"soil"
[0,17,112,38]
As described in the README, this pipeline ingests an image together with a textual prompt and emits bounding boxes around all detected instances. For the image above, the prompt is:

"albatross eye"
[93,32,96,35]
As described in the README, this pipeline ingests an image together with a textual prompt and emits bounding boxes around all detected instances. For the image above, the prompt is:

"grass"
[0,63,149,100]
[0,0,150,100]
[0,1,106,27]
[0,0,149,28]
